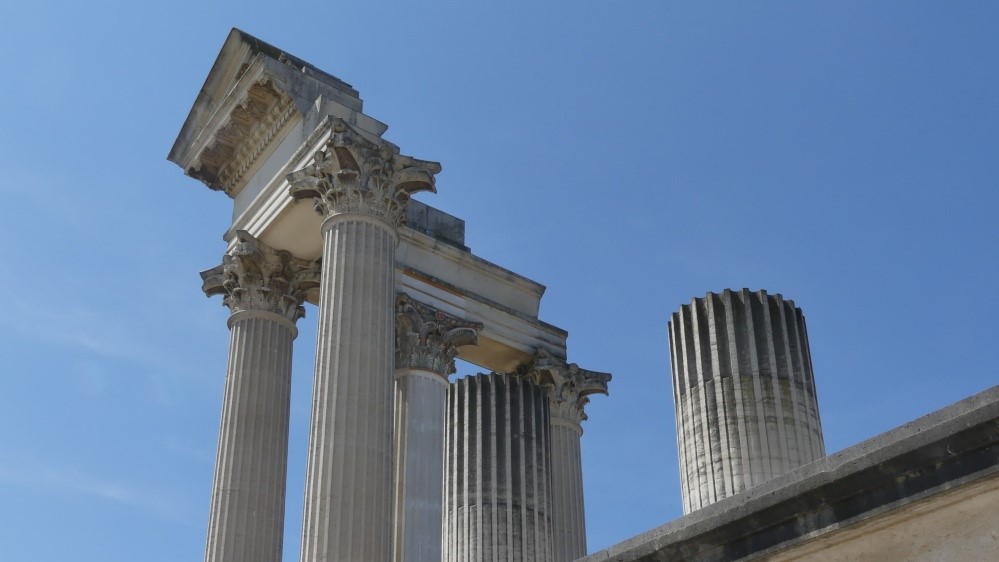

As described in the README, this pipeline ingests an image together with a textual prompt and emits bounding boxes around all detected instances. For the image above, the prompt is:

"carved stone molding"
[525,349,611,424]
[201,230,320,322]
[287,118,441,227]
[396,293,481,377]
[190,79,297,195]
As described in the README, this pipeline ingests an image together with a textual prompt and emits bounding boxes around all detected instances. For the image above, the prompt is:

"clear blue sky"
[1,2,996,560]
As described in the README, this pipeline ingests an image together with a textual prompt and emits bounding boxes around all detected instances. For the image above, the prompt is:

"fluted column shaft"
[206,312,296,562]
[288,118,441,562]
[444,373,555,562]
[393,369,448,562]
[668,289,825,514]
[530,353,610,562]
[201,231,318,562]
[393,294,480,562]
[300,216,397,561]
[549,416,586,562]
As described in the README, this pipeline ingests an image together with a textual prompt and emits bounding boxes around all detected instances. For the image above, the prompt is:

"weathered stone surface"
[294,121,441,562]
[395,229,568,372]
[396,293,481,376]
[393,295,481,562]
[668,289,825,513]
[169,29,369,197]
[205,315,296,562]
[298,217,397,562]
[200,233,315,562]
[393,370,448,562]
[526,349,610,561]
[444,373,555,562]
[201,230,320,322]
[287,118,440,228]
[578,385,999,562]
[529,349,611,426]
[405,199,467,249]
[186,79,296,194]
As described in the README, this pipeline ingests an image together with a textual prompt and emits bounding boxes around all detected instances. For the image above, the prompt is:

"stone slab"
[578,385,999,562]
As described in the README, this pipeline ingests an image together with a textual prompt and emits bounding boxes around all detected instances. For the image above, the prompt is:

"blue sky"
[1,1,996,560]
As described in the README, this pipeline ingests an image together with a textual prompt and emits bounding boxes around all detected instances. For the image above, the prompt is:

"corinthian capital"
[395,293,482,377]
[527,349,611,424]
[286,119,441,227]
[201,231,321,322]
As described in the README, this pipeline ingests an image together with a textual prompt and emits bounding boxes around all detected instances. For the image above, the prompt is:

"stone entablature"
[169,30,568,372]
[396,293,482,377]
[287,118,441,228]
[201,230,319,322]
[169,29,376,200]
[189,79,296,194]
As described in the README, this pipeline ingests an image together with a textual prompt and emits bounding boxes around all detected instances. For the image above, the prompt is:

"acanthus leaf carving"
[523,348,612,424]
[395,293,482,377]
[287,118,441,227]
[201,230,320,323]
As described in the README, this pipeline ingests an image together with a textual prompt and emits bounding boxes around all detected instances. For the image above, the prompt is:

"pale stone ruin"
[668,290,824,514]
[172,29,999,562]
[170,29,608,562]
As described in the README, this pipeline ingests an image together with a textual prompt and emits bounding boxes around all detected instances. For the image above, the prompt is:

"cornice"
[398,226,548,303]
[188,78,297,196]
[169,29,372,194]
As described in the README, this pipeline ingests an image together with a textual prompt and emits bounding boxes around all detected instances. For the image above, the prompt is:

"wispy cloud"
[0,456,200,527]
[2,298,161,364]
[0,292,223,406]
[162,437,214,463]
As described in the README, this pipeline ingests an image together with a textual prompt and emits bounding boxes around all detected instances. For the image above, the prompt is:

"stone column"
[530,351,610,562]
[200,231,319,562]
[443,372,555,562]
[288,119,441,562]
[393,294,481,562]
[668,289,826,514]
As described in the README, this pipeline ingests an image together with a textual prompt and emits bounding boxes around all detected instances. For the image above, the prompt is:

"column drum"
[668,289,825,513]
[444,373,555,562]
